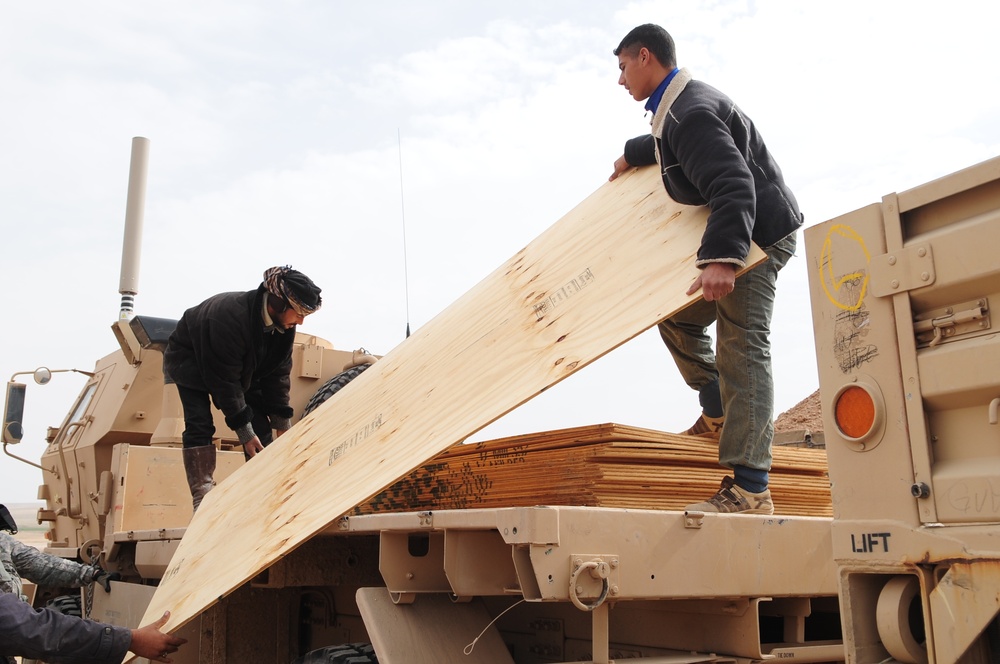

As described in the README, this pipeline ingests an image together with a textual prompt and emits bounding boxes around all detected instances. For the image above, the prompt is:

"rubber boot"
[182,445,217,513]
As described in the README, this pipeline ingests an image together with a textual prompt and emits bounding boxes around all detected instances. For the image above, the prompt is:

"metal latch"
[913,298,990,347]
[684,511,704,528]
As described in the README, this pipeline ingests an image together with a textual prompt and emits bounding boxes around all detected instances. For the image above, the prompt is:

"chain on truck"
[3,138,1000,663]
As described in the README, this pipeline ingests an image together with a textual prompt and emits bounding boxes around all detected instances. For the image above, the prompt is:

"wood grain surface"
[137,165,766,642]
[351,423,831,517]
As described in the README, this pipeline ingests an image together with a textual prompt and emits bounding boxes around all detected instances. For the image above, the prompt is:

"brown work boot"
[685,476,774,515]
[182,445,217,513]
[681,413,725,440]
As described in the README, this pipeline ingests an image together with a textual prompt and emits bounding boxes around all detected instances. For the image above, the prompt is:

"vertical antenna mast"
[398,129,412,338]
[118,136,150,320]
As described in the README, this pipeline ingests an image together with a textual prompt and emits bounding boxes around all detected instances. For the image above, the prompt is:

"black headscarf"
[262,266,322,316]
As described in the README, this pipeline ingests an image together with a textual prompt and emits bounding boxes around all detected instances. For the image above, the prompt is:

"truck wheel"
[303,364,373,416]
[46,594,83,618]
[292,642,378,663]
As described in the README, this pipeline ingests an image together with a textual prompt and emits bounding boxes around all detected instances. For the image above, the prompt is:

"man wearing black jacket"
[610,24,802,514]
[163,266,322,512]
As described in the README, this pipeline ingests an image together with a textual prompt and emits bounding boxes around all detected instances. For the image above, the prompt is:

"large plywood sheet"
[138,165,766,641]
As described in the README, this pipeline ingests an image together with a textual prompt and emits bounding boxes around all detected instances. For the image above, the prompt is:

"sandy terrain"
[4,503,48,549]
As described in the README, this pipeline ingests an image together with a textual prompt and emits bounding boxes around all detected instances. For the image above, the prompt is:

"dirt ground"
[774,389,824,433]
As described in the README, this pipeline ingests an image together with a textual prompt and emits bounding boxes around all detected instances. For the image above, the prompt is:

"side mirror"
[33,368,53,385]
[3,382,26,444]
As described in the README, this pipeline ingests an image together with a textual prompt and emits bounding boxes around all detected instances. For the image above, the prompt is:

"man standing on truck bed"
[164,266,323,512]
[610,24,802,514]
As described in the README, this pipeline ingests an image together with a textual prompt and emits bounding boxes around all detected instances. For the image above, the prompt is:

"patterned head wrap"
[263,266,322,316]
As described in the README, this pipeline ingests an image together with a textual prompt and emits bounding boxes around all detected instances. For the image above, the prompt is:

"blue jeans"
[658,231,797,473]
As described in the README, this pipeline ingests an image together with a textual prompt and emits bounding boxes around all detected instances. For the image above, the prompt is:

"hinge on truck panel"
[684,511,705,528]
[913,298,991,348]
[297,340,324,378]
[869,243,935,297]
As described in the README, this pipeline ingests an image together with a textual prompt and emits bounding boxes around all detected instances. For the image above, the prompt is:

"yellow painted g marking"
[819,224,870,312]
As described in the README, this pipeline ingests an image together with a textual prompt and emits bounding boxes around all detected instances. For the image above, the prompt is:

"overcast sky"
[2,0,999,504]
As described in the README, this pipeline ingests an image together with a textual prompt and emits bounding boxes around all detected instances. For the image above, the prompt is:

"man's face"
[276,308,306,330]
[617,47,655,101]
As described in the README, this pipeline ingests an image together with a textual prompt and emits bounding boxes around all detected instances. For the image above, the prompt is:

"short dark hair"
[614,24,676,69]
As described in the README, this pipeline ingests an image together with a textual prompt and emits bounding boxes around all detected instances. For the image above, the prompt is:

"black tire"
[302,364,372,416]
[292,642,378,664]
[46,594,82,618]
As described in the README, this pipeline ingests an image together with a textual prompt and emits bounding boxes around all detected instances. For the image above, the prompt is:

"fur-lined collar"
[649,67,693,143]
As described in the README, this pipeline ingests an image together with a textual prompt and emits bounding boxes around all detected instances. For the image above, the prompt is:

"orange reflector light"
[835,385,876,439]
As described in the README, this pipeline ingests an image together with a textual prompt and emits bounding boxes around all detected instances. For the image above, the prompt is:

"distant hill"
[774,389,824,434]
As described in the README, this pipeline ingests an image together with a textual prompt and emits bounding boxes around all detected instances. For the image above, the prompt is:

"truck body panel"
[807,155,1000,663]
[7,145,1000,663]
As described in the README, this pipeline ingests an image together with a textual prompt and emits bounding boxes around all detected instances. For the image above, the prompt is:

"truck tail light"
[836,386,875,437]
[833,381,885,445]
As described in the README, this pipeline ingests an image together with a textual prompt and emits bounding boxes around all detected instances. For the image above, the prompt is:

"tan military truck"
[805,154,1000,664]
[4,140,999,663]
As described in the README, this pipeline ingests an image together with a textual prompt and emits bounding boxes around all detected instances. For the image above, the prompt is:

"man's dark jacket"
[623,69,802,267]
[163,286,295,431]
[0,593,130,664]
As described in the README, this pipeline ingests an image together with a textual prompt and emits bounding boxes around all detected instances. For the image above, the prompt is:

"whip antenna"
[398,129,412,338]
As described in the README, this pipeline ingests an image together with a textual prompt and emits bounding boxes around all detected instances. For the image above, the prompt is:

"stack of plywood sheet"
[351,423,831,518]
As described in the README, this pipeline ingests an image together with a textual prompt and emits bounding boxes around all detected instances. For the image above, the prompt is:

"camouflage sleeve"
[10,538,94,588]
[0,535,23,597]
